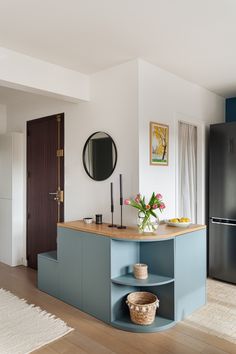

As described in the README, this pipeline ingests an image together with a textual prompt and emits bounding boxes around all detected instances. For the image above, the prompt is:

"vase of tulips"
[124,193,165,234]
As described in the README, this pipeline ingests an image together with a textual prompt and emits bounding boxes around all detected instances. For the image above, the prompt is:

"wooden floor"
[0,263,235,354]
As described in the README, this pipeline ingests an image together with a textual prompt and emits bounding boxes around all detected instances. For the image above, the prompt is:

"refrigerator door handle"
[228,138,234,153]
[210,217,236,226]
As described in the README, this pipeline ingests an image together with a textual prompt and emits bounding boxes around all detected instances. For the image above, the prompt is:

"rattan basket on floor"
[126,291,159,325]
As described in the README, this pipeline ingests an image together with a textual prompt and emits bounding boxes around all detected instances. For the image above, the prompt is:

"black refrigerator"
[209,122,236,284]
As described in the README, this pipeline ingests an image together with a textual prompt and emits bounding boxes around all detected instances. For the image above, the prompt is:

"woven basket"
[126,291,159,325]
[133,263,148,279]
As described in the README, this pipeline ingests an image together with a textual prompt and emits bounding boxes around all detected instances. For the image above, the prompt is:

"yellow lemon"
[180,217,190,223]
[169,218,179,223]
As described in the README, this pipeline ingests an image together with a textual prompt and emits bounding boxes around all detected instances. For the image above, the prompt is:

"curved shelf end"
[111,315,175,333]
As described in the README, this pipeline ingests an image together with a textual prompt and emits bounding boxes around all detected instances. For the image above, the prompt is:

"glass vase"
[137,212,159,234]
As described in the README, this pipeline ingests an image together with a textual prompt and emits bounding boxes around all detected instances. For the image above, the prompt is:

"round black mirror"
[83,132,117,181]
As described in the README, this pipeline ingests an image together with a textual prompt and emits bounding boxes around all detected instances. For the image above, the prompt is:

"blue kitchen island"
[38,220,206,332]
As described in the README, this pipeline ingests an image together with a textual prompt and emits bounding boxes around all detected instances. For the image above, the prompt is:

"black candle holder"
[117,197,126,229]
[108,205,117,227]
[108,182,117,228]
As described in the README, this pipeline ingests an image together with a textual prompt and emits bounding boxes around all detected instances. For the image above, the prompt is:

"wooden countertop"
[57,220,206,241]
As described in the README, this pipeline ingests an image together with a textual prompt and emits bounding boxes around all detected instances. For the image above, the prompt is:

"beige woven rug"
[0,288,73,354]
[184,279,236,344]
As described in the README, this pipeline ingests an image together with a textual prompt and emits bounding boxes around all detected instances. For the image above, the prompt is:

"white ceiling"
[0,0,235,97]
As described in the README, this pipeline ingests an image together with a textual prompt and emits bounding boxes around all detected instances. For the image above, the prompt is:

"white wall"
[0,47,90,102]
[6,60,139,263]
[138,60,225,222]
[0,104,7,133]
[67,60,139,224]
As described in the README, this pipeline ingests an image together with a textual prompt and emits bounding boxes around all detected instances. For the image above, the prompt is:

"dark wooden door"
[27,113,64,269]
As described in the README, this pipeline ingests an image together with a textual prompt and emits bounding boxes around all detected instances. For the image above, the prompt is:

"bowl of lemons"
[166,217,191,227]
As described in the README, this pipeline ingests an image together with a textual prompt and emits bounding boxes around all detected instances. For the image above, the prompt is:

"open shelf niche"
[110,238,175,332]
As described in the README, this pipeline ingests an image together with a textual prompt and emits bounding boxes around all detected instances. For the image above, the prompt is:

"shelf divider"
[111,273,174,287]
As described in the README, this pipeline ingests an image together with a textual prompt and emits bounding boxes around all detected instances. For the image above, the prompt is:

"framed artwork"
[150,122,169,166]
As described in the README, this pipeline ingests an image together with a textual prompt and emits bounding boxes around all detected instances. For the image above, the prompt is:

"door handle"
[49,192,59,201]
[211,220,236,226]
[210,217,236,226]
[228,138,234,153]
[49,190,64,202]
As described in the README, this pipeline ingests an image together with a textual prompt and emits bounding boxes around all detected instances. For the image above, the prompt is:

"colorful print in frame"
[150,122,169,165]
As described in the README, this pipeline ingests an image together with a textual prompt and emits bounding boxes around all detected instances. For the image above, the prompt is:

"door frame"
[174,113,206,224]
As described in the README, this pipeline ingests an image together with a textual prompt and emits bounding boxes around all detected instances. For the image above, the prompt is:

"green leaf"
[150,210,157,218]
[149,192,156,206]
[140,197,146,209]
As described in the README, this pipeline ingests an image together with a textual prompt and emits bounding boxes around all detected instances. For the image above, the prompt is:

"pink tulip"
[156,193,163,200]
[124,199,131,205]
[152,204,158,209]
[135,194,141,203]
[159,202,165,209]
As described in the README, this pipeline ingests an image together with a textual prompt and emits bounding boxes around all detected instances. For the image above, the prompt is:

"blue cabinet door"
[38,251,59,298]
[82,233,111,323]
[175,230,206,321]
[57,228,83,308]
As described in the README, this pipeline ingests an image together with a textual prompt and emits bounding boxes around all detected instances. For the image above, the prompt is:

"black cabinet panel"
[209,221,236,283]
[209,123,236,219]
[209,122,236,284]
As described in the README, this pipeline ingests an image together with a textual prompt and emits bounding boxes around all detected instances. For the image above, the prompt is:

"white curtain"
[178,122,197,223]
